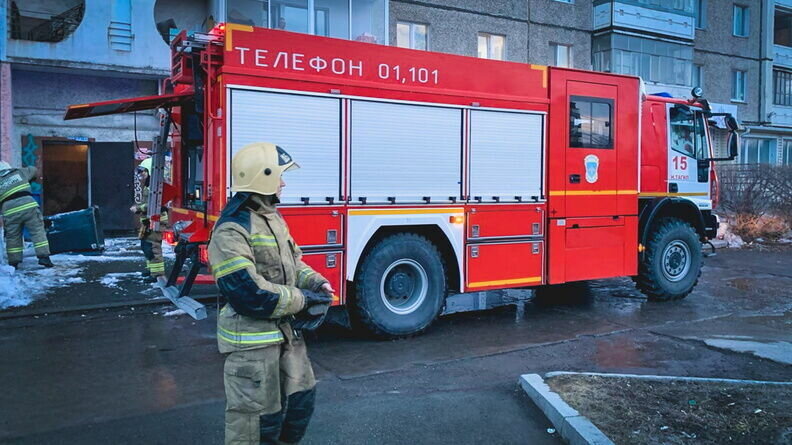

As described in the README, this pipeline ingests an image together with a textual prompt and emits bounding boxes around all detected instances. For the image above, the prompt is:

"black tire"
[352,234,446,338]
[635,217,702,301]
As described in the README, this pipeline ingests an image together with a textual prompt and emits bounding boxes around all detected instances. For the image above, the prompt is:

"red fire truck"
[65,24,739,337]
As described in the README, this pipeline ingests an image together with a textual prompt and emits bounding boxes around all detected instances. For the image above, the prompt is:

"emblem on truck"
[584,154,599,183]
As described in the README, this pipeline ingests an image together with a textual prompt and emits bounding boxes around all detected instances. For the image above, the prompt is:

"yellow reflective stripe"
[33,241,49,248]
[250,234,277,247]
[0,183,31,200]
[468,276,542,288]
[217,326,283,345]
[7,247,23,253]
[297,268,316,287]
[271,285,292,318]
[3,201,38,216]
[212,256,254,278]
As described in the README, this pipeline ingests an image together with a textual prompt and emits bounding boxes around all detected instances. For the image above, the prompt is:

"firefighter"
[0,161,53,269]
[130,158,168,282]
[208,142,334,445]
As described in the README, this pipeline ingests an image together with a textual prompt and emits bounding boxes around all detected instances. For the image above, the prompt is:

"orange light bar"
[449,215,464,224]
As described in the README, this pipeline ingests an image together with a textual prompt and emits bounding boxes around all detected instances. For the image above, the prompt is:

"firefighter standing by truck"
[208,142,334,444]
[0,161,53,269]
[131,158,168,282]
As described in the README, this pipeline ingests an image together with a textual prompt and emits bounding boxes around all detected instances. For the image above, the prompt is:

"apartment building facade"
[0,0,786,231]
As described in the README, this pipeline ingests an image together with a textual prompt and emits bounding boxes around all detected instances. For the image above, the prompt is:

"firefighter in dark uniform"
[0,161,53,268]
[130,158,168,282]
[208,142,334,444]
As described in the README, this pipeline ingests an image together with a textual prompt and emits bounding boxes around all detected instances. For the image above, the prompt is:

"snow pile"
[0,264,84,309]
[162,309,186,317]
[99,271,142,289]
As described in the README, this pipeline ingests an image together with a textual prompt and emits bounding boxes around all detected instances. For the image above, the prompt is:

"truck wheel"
[636,217,702,301]
[353,234,446,338]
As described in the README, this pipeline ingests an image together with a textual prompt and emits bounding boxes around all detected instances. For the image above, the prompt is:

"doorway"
[42,142,89,216]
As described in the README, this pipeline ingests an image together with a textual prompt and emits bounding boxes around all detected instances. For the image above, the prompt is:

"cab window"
[570,96,613,149]
[669,104,707,158]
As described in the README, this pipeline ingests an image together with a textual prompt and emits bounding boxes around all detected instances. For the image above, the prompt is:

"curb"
[519,372,792,445]
[544,371,792,386]
[519,374,614,445]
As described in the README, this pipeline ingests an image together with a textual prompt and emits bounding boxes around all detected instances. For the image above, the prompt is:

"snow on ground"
[0,264,85,309]
[99,272,142,289]
[162,309,187,317]
[0,235,148,310]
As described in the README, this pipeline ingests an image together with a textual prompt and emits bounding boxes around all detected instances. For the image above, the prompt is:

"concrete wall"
[9,69,159,166]
[6,0,171,75]
[694,0,763,124]
[528,0,592,68]
[389,0,528,62]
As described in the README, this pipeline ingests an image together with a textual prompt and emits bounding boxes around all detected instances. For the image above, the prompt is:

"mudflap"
[161,242,208,320]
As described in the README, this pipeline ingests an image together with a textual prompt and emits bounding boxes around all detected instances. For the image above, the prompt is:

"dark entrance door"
[42,142,89,216]
[90,142,135,232]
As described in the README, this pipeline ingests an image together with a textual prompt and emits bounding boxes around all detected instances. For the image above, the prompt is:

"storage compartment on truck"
[465,241,543,291]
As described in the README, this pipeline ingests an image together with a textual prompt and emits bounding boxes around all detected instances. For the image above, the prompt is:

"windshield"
[669,104,708,159]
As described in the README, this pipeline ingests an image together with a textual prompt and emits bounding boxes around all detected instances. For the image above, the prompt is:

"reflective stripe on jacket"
[0,167,37,215]
[208,192,329,353]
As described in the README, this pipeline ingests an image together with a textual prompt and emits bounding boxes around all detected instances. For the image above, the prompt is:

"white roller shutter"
[469,110,544,201]
[229,90,341,204]
[350,101,462,203]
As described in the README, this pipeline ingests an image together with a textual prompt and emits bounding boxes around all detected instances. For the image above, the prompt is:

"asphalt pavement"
[1,242,790,444]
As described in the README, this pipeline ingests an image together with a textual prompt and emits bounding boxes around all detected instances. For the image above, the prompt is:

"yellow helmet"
[230,142,299,195]
[137,158,152,173]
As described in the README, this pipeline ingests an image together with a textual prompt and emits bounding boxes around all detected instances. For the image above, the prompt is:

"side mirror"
[727,131,739,159]
[725,115,739,131]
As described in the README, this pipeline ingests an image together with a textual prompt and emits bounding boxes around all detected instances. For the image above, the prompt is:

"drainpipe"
[759,0,774,127]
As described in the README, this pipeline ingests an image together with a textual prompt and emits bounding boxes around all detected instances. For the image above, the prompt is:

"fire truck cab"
[65,25,739,337]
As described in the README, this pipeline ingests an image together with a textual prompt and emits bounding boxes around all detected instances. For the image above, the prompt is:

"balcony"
[593,0,695,41]
[775,45,792,69]
[772,105,792,127]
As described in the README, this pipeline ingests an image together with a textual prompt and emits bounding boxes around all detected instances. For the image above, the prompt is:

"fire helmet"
[230,142,299,195]
[137,158,152,174]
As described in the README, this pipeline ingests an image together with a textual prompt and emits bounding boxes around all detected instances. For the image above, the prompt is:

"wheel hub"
[380,259,428,315]
[661,241,691,282]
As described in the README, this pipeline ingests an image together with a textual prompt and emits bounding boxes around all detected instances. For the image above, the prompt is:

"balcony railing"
[594,0,695,40]
[775,44,792,70]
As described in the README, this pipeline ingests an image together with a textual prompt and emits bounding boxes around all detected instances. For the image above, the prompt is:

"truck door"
[547,73,639,284]
[667,104,710,209]
[564,82,619,217]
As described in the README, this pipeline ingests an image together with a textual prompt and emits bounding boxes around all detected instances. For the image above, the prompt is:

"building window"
[741,139,777,164]
[592,33,693,87]
[693,64,703,89]
[774,70,792,106]
[783,140,792,165]
[695,0,707,29]
[569,96,613,149]
[396,21,427,50]
[225,0,385,43]
[732,70,746,102]
[733,5,749,37]
[552,43,571,68]
[775,9,792,47]
[478,33,505,60]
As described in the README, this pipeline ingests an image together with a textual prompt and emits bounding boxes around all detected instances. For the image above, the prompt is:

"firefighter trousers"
[3,204,49,265]
[223,329,317,445]
[140,230,165,277]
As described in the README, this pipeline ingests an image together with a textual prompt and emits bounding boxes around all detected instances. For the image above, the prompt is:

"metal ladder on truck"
[148,110,208,320]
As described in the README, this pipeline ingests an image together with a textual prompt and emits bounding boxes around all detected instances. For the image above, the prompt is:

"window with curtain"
[396,21,427,50]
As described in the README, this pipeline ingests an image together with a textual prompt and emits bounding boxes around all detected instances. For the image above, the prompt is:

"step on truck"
[64,24,740,337]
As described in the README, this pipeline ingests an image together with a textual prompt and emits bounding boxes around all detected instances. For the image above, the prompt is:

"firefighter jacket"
[0,166,38,217]
[134,184,169,226]
[208,192,329,354]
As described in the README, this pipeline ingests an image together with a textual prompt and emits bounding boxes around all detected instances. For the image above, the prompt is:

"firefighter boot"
[38,256,54,268]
